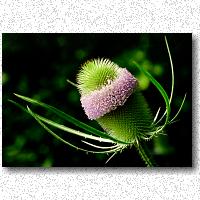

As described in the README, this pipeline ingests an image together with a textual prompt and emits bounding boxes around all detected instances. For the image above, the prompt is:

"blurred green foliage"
[2,33,192,167]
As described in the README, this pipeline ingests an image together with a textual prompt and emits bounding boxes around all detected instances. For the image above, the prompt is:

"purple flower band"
[80,68,138,120]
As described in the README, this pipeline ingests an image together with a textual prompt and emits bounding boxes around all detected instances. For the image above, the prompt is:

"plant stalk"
[135,142,156,167]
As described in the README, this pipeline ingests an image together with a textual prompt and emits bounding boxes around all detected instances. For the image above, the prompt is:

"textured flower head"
[77,59,138,120]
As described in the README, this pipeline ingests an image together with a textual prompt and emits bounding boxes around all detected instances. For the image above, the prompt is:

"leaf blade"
[13,93,132,144]
[133,61,171,131]
[26,106,123,154]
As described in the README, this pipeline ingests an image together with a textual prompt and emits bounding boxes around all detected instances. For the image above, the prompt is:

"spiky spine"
[97,90,154,143]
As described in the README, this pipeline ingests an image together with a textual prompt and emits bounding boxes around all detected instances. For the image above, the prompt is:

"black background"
[2,33,192,167]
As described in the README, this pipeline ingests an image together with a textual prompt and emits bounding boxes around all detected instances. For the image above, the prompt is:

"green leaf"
[169,93,187,124]
[81,141,121,149]
[9,100,114,143]
[165,35,175,105]
[26,106,124,154]
[12,94,132,144]
[154,36,175,124]
[133,61,171,132]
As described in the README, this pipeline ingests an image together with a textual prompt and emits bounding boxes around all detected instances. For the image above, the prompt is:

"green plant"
[9,36,186,167]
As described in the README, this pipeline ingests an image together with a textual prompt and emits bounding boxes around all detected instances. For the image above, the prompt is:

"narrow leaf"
[9,100,114,143]
[133,62,171,131]
[13,93,131,144]
[26,106,124,154]
[154,36,175,124]
[81,140,121,149]
[169,93,187,124]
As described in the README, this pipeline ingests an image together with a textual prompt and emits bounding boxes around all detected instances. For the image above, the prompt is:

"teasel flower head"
[77,58,153,143]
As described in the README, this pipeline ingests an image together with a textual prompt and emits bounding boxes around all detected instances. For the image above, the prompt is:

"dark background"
[2,33,192,167]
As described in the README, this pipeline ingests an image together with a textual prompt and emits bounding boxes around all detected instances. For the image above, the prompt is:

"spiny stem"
[134,142,155,167]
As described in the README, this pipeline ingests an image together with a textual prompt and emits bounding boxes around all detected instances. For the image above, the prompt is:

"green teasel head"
[77,58,154,143]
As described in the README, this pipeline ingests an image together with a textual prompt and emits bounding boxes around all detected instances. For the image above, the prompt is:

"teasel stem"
[134,141,155,167]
